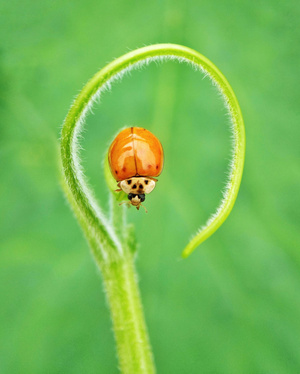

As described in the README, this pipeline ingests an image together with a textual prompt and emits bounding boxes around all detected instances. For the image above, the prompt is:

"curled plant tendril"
[61,43,245,259]
[61,44,245,374]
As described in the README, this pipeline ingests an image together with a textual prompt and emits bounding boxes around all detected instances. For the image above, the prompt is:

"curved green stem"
[101,43,245,257]
[60,43,245,373]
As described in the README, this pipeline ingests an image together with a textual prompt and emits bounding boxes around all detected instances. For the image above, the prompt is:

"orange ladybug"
[108,127,164,211]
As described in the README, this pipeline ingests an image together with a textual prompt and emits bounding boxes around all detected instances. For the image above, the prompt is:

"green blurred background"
[1,1,300,373]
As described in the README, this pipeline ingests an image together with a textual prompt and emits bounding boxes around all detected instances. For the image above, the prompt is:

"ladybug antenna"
[137,203,148,213]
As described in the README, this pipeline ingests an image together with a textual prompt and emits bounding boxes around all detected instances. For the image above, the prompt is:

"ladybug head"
[117,177,157,211]
[128,193,145,209]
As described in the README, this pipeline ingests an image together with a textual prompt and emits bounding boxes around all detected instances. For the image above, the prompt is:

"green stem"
[100,254,155,374]
[110,193,126,240]
[60,43,245,373]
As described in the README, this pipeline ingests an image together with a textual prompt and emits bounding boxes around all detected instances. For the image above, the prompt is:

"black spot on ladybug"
[156,165,159,170]
[127,180,132,185]
[122,167,126,172]
[145,180,149,185]
[115,170,118,174]
[139,184,143,189]
[132,184,137,189]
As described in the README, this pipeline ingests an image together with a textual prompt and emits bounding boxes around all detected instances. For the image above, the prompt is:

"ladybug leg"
[115,188,122,192]
[119,201,131,208]
[139,203,148,214]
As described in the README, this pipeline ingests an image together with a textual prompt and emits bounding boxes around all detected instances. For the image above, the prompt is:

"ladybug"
[108,127,164,211]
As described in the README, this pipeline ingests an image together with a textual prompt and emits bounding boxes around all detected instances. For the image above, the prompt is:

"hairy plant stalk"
[60,43,245,373]
[101,254,155,374]
[104,197,155,373]
[63,185,155,373]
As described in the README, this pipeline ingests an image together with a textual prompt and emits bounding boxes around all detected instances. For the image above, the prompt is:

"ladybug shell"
[108,127,164,182]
